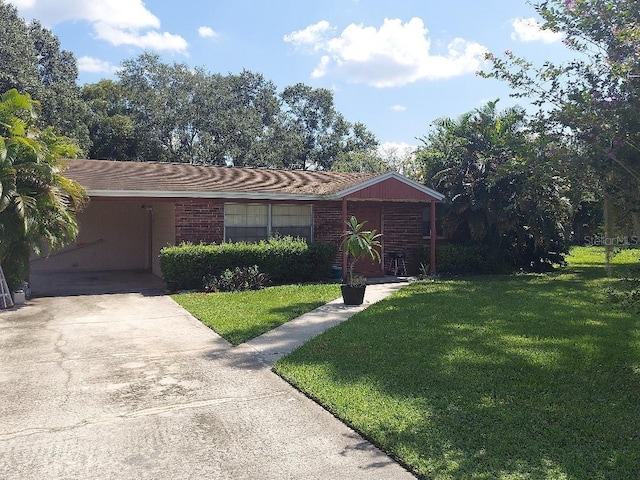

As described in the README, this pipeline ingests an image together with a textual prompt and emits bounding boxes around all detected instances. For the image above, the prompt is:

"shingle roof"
[62,159,378,199]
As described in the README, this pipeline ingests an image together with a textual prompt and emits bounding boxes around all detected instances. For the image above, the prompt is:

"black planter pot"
[341,284,366,305]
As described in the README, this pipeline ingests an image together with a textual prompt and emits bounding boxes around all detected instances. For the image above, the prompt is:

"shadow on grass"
[275,270,640,479]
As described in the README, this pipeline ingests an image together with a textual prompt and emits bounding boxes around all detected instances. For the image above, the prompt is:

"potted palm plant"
[341,216,382,305]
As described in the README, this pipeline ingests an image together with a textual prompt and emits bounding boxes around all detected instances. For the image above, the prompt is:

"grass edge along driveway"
[274,247,640,480]
[172,283,341,345]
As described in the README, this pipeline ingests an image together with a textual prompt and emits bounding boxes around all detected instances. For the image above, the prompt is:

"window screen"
[224,203,268,242]
[272,204,312,241]
[224,203,313,242]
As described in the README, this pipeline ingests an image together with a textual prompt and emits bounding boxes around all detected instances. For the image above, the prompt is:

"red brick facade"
[174,198,430,274]
[175,199,224,244]
[380,202,426,274]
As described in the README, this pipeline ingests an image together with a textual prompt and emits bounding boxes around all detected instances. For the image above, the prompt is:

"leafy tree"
[481,0,640,256]
[118,53,201,163]
[0,1,40,97]
[280,83,378,170]
[118,55,284,166]
[416,101,570,270]
[331,151,389,173]
[114,55,378,169]
[219,70,282,167]
[0,1,89,154]
[28,21,90,152]
[82,80,137,160]
[0,89,87,288]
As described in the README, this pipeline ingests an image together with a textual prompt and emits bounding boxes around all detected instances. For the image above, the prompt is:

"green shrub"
[160,237,338,290]
[414,243,496,275]
[204,265,269,292]
[1,243,30,291]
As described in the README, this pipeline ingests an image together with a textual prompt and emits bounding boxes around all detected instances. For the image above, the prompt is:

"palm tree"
[416,100,569,269]
[0,89,87,288]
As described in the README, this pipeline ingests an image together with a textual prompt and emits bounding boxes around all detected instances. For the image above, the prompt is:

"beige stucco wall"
[151,201,176,276]
[31,200,152,272]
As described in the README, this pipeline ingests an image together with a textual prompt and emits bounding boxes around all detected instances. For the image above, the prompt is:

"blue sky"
[10,0,574,154]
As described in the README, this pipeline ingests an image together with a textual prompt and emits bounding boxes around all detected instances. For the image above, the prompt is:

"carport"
[31,198,176,277]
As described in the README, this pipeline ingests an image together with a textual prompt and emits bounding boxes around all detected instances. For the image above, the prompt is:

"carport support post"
[430,200,436,275]
[342,197,347,281]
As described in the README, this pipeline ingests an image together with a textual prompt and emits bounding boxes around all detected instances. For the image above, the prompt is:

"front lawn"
[172,283,341,345]
[274,247,640,479]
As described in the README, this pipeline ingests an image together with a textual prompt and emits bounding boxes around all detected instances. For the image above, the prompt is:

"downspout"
[146,205,154,273]
[342,196,347,280]
[430,200,436,275]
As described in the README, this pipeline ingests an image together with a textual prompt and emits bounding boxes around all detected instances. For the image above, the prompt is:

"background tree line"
[0,1,380,171]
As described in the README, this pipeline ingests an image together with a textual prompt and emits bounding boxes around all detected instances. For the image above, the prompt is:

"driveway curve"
[0,274,413,479]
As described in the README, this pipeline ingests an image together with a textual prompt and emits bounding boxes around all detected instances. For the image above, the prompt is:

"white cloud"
[11,0,188,53]
[10,0,36,7]
[198,26,219,39]
[511,17,563,43]
[284,20,333,52]
[94,22,188,53]
[77,56,119,75]
[390,104,407,112]
[377,142,418,174]
[378,142,416,158]
[285,17,487,88]
[311,56,331,79]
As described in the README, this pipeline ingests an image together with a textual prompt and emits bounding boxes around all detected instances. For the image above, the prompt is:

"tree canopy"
[481,0,640,238]
[86,53,378,169]
[0,1,89,152]
[416,101,570,269]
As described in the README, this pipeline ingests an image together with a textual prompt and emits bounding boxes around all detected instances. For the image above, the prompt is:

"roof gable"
[337,171,445,202]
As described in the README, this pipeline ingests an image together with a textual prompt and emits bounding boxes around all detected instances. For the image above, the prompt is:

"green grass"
[172,283,341,345]
[274,247,640,479]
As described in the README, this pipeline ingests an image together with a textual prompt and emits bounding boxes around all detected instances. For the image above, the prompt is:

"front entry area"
[350,204,383,277]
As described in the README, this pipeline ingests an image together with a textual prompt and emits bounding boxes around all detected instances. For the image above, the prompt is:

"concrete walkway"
[240,281,409,365]
[0,275,414,479]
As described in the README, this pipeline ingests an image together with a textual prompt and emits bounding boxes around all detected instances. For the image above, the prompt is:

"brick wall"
[173,198,429,273]
[175,199,224,244]
[382,202,426,274]
[313,200,429,274]
[313,201,343,265]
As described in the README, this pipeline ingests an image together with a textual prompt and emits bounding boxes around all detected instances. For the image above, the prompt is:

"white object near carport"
[0,265,14,309]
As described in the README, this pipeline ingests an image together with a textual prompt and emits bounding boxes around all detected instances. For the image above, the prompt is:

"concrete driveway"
[0,272,413,479]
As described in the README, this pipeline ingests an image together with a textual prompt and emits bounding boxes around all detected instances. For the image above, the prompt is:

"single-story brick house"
[31,159,445,279]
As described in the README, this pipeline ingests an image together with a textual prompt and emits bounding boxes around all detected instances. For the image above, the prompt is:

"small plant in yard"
[341,216,382,286]
[203,265,269,292]
[340,215,382,305]
[418,262,430,279]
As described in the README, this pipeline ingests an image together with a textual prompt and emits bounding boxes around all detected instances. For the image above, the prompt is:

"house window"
[224,203,268,242]
[224,203,312,242]
[272,204,313,241]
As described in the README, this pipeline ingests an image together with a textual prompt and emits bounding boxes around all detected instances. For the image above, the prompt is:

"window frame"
[224,202,313,243]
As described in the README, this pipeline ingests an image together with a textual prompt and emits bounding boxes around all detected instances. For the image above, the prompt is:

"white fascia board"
[86,190,327,201]
[334,171,446,202]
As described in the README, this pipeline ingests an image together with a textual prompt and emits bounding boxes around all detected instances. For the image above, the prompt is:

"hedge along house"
[31,159,445,279]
